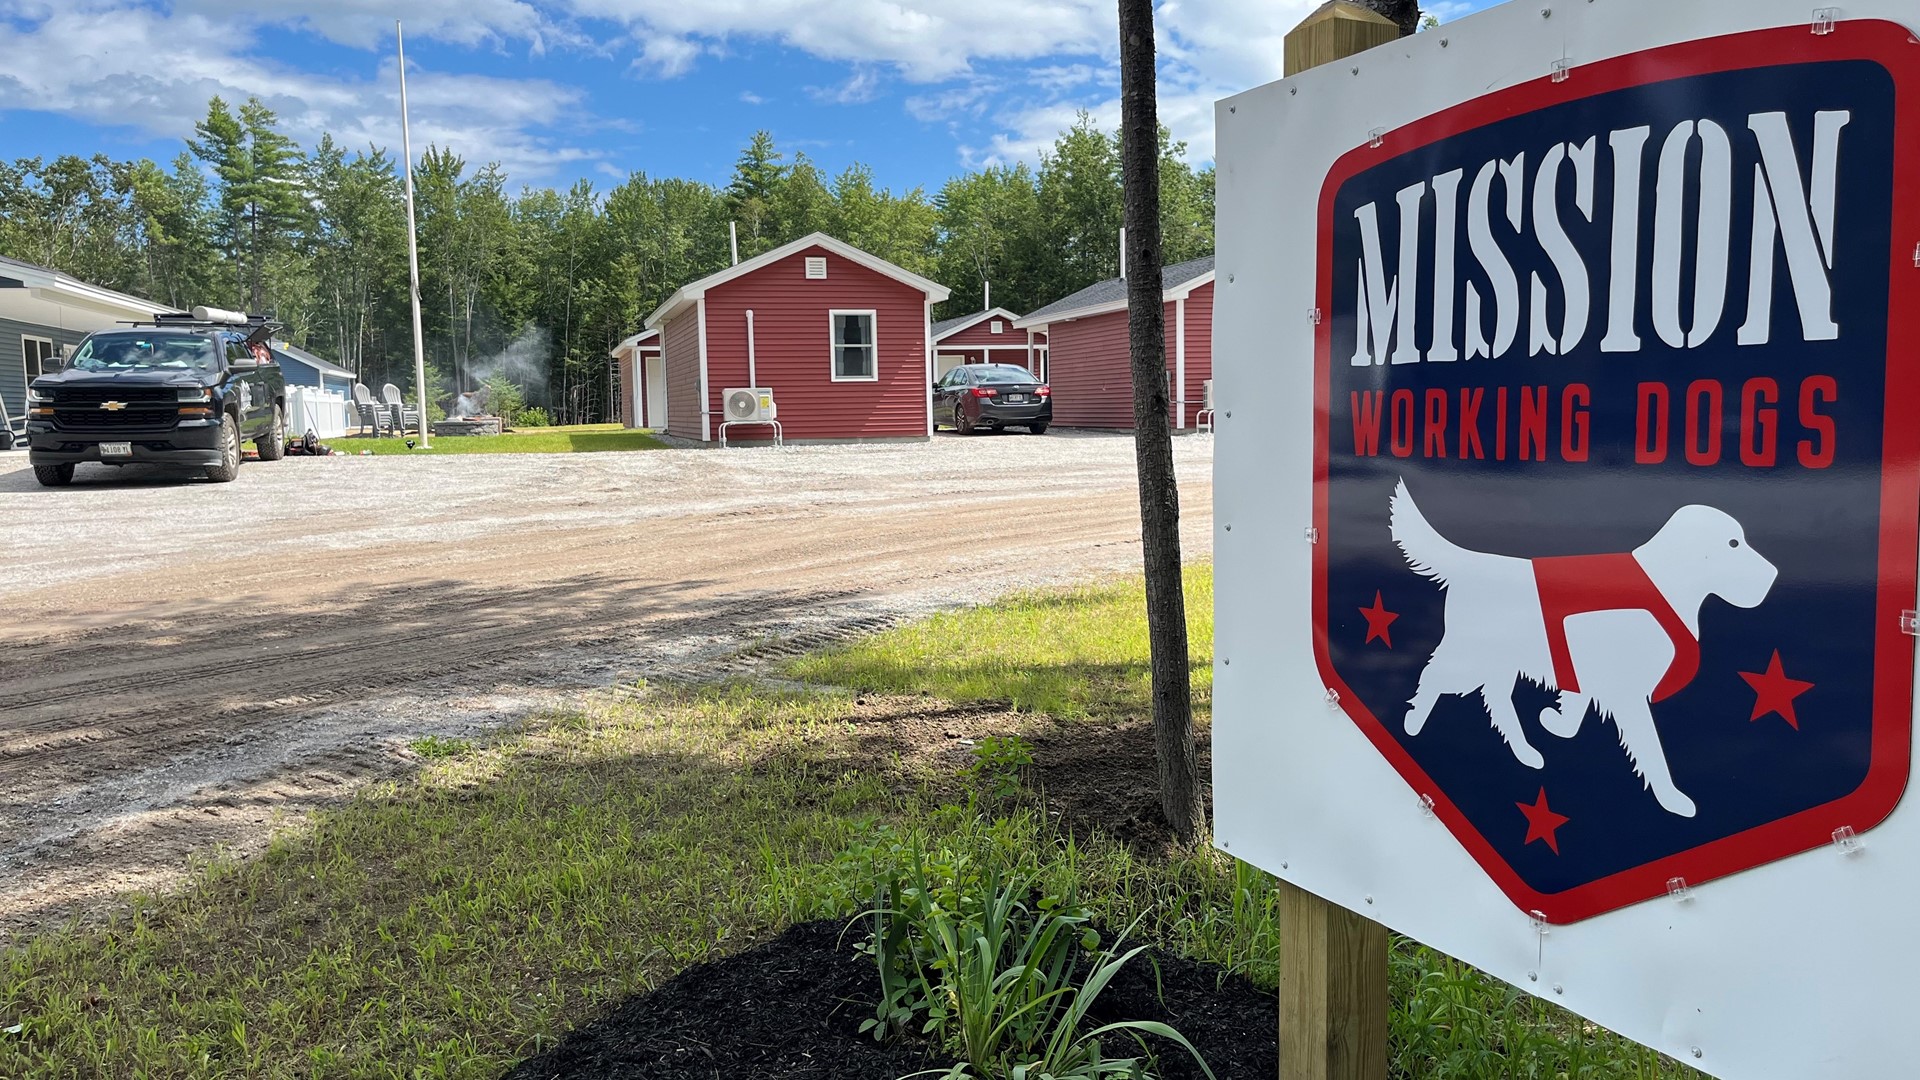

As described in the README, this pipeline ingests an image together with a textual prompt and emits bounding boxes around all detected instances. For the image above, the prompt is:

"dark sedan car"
[934,363,1051,434]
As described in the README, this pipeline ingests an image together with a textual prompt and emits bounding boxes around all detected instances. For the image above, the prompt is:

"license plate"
[100,442,132,457]
[1004,394,1028,403]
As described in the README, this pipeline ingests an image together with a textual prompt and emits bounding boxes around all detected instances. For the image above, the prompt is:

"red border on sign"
[1310,21,1920,924]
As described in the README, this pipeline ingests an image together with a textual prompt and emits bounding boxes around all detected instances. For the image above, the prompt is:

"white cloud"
[1026,63,1105,93]
[568,0,1111,82]
[170,0,567,51]
[0,4,600,181]
[630,33,702,78]
[0,0,1408,185]
[807,68,884,105]
[903,80,999,124]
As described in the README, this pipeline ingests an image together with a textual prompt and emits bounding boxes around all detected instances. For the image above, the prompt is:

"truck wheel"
[33,462,74,487]
[0,425,13,451]
[206,414,241,483]
[256,405,285,461]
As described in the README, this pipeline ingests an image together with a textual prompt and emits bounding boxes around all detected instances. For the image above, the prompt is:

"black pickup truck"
[24,310,287,487]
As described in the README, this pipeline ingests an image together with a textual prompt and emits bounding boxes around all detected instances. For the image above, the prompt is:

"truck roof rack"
[122,309,283,345]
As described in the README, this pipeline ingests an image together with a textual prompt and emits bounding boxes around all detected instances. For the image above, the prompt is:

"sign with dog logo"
[1214,3,1920,1075]
[1313,22,1919,924]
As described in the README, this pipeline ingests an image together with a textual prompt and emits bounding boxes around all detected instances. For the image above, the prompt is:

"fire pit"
[432,416,503,437]
[435,387,502,436]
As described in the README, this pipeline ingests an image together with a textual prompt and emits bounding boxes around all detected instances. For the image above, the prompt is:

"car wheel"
[32,462,74,487]
[206,414,241,483]
[956,408,975,435]
[256,405,285,461]
[1029,423,1049,435]
[0,425,14,451]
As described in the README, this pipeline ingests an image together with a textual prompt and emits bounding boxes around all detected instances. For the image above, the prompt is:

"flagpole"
[397,20,431,448]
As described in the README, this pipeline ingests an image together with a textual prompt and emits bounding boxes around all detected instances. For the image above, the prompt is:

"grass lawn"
[344,423,668,455]
[0,568,1700,1080]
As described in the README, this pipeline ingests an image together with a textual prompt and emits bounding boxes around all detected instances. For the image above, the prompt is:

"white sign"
[1213,2,1920,1076]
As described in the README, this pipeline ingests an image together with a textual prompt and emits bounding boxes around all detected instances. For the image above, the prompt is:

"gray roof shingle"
[932,311,987,338]
[1018,255,1214,326]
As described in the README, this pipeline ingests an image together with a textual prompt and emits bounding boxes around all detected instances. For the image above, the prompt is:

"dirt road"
[0,432,1211,941]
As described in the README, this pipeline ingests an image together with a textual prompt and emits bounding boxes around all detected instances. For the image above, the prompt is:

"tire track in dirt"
[0,435,1211,941]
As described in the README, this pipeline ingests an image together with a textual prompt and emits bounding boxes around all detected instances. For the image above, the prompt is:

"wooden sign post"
[1273,12,1403,1080]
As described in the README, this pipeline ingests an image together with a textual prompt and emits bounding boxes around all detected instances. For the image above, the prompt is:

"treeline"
[0,98,1214,422]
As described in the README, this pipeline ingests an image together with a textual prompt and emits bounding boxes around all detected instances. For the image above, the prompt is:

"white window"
[21,335,54,379]
[990,320,1004,334]
[830,310,877,381]
[805,257,827,279]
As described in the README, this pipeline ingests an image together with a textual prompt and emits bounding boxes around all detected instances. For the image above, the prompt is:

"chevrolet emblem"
[101,401,127,411]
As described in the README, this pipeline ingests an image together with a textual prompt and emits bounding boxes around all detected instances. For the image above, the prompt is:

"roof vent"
[805,257,827,280]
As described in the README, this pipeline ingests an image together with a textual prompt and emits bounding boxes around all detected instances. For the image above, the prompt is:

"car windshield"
[69,332,219,374]
[974,366,1035,384]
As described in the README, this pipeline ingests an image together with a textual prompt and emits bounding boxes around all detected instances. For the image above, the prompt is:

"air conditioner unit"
[723,387,777,423]
[1202,379,1215,411]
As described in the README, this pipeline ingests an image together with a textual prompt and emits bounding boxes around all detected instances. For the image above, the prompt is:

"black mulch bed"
[504,919,1277,1079]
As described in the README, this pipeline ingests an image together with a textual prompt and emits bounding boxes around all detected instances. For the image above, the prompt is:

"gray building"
[1,254,174,442]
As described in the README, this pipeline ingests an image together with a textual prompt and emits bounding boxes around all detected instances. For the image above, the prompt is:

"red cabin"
[643,233,951,444]
[611,327,663,429]
[1012,256,1213,431]
[931,308,1047,380]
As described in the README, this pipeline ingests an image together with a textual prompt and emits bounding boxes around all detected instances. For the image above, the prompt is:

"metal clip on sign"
[1812,7,1838,34]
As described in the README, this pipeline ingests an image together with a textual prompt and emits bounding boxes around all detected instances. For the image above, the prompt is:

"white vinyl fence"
[287,387,353,439]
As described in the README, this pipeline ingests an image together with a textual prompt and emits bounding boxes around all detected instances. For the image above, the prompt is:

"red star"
[1517,788,1570,855]
[1359,591,1399,647]
[1740,650,1814,729]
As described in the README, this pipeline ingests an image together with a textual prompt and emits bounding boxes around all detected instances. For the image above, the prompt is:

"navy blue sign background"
[1324,61,1898,901]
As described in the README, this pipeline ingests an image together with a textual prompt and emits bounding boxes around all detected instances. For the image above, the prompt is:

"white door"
[935,354,966,380]
[645,355,667,430]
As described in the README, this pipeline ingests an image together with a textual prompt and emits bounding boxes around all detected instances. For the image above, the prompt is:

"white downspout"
[746,309,757,387]
[1175,297,1187,430]
[924,298,934,436]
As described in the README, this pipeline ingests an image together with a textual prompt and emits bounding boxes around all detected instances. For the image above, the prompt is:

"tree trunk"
[1353,0,1420,36]
[1117,0,1203,844]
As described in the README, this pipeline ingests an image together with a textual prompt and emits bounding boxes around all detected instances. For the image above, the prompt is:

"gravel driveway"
[0,432,1212,940]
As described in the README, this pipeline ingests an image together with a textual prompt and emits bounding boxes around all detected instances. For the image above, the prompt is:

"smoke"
[465,324,549,389]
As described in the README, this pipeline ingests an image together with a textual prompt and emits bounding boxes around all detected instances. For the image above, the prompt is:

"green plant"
[516,406,552,428]
[482,375,526,422]
[964,735,1034,798]
[855,835,1215,1080]
[408,735,472,759]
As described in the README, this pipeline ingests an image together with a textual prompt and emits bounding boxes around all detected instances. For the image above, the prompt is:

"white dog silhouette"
[1389,480,1777,817]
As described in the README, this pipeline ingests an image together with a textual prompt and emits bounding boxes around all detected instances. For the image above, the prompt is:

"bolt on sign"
[1213,2,1920,1076]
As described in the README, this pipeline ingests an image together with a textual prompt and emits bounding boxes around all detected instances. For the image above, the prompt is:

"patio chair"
[352,383,392,436]
[380,383,421,433]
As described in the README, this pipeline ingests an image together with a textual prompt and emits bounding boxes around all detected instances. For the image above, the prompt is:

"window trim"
[828,309,879,383]
[21,334,54,381]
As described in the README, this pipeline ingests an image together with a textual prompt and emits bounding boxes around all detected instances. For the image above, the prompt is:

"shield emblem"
[1312,24,1920,923]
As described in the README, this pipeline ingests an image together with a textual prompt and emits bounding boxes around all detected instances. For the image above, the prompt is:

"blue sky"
[0,0,1496,196]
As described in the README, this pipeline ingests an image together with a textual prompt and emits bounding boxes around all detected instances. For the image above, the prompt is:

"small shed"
[271,343,355,394]
[931,308,1044,379]
[610,328,664,429]
[643,233,952,444]
[0,254,173,441]
[1012,256,1214,431]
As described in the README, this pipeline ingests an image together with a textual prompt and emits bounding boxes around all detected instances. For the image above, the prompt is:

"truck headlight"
[177,388,212,402]
[26,386,48,404]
